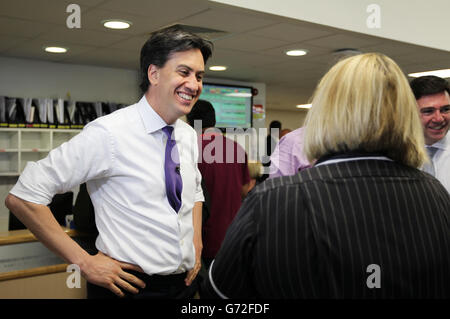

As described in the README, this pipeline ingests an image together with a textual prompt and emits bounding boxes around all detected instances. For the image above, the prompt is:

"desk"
[0,227,87,298]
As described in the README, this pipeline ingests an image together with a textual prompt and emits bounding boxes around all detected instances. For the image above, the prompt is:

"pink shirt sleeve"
[268,127,311,178]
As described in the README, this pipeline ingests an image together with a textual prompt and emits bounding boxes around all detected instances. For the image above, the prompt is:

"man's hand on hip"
[81,251,146,297]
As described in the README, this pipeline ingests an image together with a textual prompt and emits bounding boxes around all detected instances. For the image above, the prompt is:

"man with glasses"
[410,75,450,193]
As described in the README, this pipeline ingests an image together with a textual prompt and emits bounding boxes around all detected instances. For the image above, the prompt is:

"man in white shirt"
[410,75,450,193]
[5,25,213,298]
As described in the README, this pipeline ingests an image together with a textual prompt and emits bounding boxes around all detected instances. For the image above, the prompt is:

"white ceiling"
[0,0,449,111]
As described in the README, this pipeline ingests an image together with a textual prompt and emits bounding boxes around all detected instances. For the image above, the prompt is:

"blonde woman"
[201,53,450,299]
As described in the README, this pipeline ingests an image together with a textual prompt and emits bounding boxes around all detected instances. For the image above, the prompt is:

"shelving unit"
[0,128,81,176]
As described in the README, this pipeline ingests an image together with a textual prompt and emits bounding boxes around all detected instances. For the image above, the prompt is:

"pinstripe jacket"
[201,155,450,299]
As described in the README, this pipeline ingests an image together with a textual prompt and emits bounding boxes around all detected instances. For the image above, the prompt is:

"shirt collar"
[314,151,393,167]
[428,133,449,151]
[136,95,174,134]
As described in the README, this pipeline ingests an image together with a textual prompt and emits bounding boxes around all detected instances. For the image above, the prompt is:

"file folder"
[24,98,40,128]
[6,98,26,128]
[71,102,84,129]
[36,98,48,128]
[47,98,56,128]
[0,96,6,127]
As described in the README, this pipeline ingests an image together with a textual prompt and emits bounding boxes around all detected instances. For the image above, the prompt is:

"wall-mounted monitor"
[199,83,253,130]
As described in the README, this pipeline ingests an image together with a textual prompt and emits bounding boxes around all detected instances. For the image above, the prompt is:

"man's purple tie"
[162,126,183,212]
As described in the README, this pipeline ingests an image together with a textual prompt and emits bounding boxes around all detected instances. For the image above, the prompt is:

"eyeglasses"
[419,105,450,116]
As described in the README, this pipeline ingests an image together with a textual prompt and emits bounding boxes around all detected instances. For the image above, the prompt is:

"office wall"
[265,109,307,131]
[0,56,141,103]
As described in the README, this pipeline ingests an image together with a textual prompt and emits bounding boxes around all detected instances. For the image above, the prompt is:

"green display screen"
[199,83,252,129]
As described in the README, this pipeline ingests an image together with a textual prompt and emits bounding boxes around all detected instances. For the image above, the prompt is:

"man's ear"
[148,64,159,86]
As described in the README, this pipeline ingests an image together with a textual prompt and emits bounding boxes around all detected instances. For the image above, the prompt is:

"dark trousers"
[202,257,213,270]
[87,270,198,299]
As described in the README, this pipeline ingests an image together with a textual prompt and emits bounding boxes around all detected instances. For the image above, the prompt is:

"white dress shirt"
[423,134,450,194]
[10,96,204,275]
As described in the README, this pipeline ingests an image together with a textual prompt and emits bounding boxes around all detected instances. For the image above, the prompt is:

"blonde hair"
[304,53,427,168]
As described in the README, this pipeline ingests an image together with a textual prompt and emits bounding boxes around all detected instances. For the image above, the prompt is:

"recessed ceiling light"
[296,104,312,109]
[44,46,67,53]
[408,68,450,78]
[103,20,131,29]
[286,49,308,56]
[209,66,227,71]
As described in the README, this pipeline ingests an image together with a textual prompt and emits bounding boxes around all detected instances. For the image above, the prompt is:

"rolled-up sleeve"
[10,121,114,205]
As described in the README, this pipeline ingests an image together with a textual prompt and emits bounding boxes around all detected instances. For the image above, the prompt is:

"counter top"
[0,227,84,282]
[0,227,79,246]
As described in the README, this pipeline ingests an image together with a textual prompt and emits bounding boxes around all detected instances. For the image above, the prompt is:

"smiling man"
[410,76,450,193]
[5,26,213,298]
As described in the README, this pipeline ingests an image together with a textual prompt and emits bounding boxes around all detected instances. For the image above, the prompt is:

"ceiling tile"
[248,22,334,42]
[361,39,427,58]
[107,36,149,52]
[403,61,450,76]
[35,26,129,47]
[0,35,30,53]
[262,43,331,61]
[213,34,290,52]
[67,0,105,6]
[178,8,278,34]
[0,17,54,38]
[208,48,280,68]
[97,0,210,24]
[395,50,450,65]
[64,48,140,70]
[0,0,83,25]
[2,38,96,62]
[302,33,384,50]
[80,8,163,36]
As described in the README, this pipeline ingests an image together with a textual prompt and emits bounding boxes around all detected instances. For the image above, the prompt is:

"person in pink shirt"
[268,126,311,178]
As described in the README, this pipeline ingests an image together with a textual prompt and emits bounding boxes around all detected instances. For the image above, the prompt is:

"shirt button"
[180,239,184,245]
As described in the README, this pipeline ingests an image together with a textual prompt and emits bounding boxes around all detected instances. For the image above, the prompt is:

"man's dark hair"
[269,120,281,130]
[186,99,216,129]
[139,25,213,93]
[410,75,450,100]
